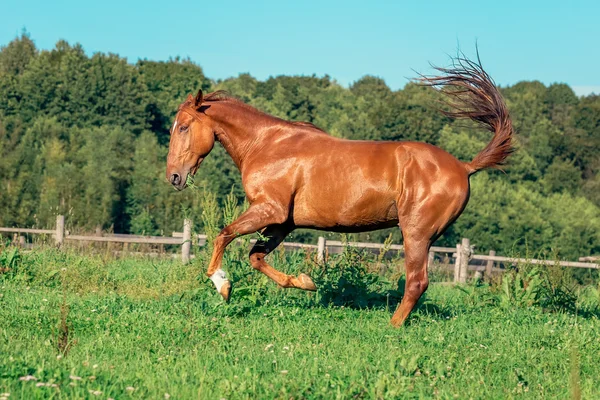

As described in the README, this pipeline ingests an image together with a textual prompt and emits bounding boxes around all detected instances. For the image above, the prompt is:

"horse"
[165,55,513,327]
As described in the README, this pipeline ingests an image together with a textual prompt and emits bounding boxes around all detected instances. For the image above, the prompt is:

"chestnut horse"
[166,56,513,327]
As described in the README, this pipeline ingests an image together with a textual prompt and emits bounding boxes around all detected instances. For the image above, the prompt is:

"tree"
[138,58,210,143]
[0,31,36,75]
[542,157,582,195]
[127,132,173,235]
[0,32,598,260]
[73,126,134,230]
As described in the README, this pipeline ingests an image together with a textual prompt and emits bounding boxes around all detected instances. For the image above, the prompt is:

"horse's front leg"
[206,201,287,301]
[249,224,317,291]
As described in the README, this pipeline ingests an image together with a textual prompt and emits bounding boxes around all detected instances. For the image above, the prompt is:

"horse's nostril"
[170,173,181,186]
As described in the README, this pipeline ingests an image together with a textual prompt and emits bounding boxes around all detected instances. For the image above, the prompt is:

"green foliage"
[0,33,598,262]
[500,267,545,308]
[127,132,173,235]
[438,124,486,161]
[441,174,600,259]
[223,187,244,226]
[0,31,36,75]
[138,58,210,143]
[542,156,583,194]
[316,244,401,308]
[498,264,578,313]
[199,186,222,244]
[0,246,20,272]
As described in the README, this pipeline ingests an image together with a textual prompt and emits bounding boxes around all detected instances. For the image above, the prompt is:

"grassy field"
[0,245,599,399]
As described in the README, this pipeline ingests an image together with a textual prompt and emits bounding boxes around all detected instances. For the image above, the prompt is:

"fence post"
[19,235,25,248]
[459,238,470,283]
[55,215,65,247]
[428,251,435,269]
[485,250,495,281]
[182,218,192,264]
[454,243,461,283]
[317,236,326,263]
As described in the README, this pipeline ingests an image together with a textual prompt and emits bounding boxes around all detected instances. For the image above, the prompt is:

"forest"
[0,33,598,259]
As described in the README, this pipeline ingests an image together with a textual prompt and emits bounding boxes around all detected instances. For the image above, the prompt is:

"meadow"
[0,243,599,399]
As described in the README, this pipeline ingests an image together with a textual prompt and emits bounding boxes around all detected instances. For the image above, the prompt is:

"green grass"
[0,247,599,399]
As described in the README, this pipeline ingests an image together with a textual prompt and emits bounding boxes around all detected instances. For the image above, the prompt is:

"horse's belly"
[291,189,399,232]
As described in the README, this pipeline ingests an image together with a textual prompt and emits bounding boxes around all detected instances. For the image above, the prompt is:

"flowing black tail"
[419,53,515,175]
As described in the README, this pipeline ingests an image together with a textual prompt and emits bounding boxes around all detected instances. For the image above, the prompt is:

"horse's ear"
[194,89,203,108]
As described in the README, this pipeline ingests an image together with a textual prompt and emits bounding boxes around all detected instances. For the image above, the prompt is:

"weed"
[52,267,76,357]
[498,262,578,313]
[200,189,221,244]
[570,346,581,400]
[0,247,20,275]
[317,243,401,308]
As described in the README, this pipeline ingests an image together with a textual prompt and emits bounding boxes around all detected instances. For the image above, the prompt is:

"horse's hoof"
[298,274,317,291]
[219,281,232,302]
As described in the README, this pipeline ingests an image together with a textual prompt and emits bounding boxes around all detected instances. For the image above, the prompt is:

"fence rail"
[1,215,598,281]
[0,227,55,235]
[65,235,183,245]
[469,254,598,269]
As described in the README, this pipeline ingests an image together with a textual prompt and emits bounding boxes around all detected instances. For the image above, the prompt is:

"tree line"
[0,33,598,259]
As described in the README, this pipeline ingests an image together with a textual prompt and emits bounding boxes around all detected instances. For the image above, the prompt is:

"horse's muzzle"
[169,173,186,191]
[169,173,181,186]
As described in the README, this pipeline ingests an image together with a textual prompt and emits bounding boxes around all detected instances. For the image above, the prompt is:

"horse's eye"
[180,125,189,133]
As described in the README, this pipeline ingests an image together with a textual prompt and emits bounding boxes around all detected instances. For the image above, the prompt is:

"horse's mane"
[196,90,328,134]
[291,121,326,133]
[203,90,237,102]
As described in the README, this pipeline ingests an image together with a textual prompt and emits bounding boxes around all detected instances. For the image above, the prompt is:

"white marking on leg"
[210,268,228,292]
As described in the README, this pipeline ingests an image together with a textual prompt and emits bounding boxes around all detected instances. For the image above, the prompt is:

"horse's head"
[166,90,215,190]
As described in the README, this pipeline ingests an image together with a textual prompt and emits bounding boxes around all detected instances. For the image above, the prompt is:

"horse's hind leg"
[249,224,317,291]
[390,193,468,327]
[390,233,431,327]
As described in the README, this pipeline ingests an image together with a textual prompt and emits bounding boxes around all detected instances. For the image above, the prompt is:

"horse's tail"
[419,54,515,175]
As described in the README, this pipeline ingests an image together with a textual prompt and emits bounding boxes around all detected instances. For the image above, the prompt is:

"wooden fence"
[1,215,598,283]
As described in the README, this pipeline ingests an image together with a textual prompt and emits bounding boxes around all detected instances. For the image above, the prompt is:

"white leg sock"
[209,268,228,292]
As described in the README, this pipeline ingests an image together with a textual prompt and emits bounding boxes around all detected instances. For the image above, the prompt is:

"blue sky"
[2,0,599,95]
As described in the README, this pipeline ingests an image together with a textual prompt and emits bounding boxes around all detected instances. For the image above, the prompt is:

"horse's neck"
[209,101,280,171]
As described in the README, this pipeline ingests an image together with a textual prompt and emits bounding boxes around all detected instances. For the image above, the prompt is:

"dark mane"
[291,121,327,133]
[184,90,328,134]
[179,90,240,110]
[203,90,238,102]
